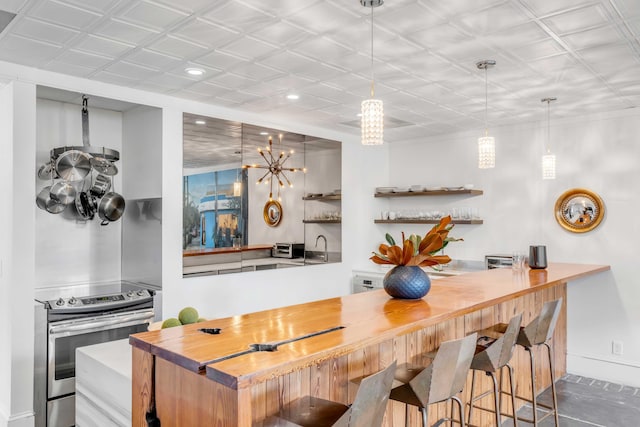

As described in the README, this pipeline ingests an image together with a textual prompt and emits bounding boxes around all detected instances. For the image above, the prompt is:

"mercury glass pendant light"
[477,60,496,169]
[360,0,384,145]
[541,97,557,180]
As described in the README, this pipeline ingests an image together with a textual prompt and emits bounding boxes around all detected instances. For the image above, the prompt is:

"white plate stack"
[376,187,395,193]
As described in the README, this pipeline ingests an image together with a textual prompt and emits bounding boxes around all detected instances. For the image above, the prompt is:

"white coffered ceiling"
[1,0,639,141]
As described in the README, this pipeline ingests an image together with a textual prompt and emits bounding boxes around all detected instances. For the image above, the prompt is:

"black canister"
[529,245,548,269]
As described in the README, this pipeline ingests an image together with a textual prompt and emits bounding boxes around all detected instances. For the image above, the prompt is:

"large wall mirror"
[182,113,342,277]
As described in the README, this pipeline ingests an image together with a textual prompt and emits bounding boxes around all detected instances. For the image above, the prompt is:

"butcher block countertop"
[182,244,273,257]
[129,262,609,390]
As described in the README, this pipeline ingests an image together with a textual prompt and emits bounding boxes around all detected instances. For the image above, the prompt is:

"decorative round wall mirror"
[554,188,604,233]
[263,200,283,227]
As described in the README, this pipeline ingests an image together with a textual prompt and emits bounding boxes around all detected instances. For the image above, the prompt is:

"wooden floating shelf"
[302,194,341,201]
[374,189,483,197]
[303,219,341,224]
[374,219,483,225]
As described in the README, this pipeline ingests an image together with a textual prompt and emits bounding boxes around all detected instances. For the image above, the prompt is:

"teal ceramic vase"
[383,266,431,299]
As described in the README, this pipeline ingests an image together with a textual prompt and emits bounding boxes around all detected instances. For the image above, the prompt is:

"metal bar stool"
[261,361,397,427]
[388,333,478,427]
[467,312,523,427]
[479,298,563,426]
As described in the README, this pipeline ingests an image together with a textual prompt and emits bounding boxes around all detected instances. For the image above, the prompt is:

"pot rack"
[50,95,120,162]
[36,95,124,223]
[50,145,120,162]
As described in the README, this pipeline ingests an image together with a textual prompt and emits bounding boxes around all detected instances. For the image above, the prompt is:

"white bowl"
[463,184,474,190]
[376,187,395,193]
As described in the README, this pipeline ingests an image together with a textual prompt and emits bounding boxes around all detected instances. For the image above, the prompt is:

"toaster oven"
[485,254,513,269]
[272,243,304,259]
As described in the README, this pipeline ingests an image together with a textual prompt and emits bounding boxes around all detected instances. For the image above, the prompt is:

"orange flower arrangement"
[370,216,462,267]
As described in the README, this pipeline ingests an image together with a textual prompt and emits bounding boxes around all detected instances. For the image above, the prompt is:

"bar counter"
[130,263,609,426]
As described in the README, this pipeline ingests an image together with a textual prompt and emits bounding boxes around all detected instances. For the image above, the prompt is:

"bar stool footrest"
[499,391,558,411]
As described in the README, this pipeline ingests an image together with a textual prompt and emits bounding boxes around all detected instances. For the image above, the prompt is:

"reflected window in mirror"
[183,168,247,250]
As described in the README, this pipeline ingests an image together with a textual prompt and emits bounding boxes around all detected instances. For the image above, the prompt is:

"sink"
[304,250,341,264]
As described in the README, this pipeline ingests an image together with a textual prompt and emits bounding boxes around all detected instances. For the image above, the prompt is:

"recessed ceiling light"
[286,94,299,100]
[195,120,206,125]
[185,67,205,76]
[259,131,269,135]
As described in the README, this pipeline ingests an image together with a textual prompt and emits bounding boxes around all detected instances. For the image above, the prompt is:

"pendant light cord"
[370,4,375,98]
[484,65,488,137]
[546,99,551,154]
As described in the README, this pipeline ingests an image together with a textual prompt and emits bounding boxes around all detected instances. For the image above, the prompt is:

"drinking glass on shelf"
[472,207,480,219]
[461,207,471,220]
[512,252,526,271]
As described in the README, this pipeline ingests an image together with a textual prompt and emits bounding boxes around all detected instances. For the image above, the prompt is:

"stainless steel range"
[34,281,157,427]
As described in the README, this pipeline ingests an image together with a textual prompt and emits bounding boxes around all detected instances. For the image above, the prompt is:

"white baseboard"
[0,410,34,427]
[567,352,640,388]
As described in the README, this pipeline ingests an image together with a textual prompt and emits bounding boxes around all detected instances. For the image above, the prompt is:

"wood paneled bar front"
[130,263,609,426]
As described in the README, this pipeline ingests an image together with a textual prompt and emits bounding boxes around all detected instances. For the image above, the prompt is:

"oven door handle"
[49,311,154,335]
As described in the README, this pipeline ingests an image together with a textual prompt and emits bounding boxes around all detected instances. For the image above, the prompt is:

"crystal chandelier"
[361,0,384,145]
[477,60,496,169]
[542,97,557,180]
[243,134,306,201]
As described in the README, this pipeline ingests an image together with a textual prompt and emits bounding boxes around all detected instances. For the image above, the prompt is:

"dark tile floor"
[502,374,640,426]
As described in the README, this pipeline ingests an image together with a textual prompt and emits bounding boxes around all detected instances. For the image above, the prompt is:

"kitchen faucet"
[315,234,328,262]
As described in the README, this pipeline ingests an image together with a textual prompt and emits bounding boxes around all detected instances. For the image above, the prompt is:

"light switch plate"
[612,340,624,355]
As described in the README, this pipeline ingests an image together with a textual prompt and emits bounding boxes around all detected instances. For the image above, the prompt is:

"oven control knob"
[136,290,147,296]
[126,291,134,297]
[56,298,65,306]
[68,297,77,305]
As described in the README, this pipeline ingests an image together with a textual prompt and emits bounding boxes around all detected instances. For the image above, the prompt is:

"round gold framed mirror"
[263,200,283,227]
[554,188,604,233]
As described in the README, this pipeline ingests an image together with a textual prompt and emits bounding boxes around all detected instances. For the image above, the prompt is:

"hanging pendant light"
[361,0,384,145]
[541,97,557,180]
[477,60,496,169]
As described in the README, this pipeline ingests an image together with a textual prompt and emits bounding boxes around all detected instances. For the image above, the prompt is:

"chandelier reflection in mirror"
[243,134,306,202]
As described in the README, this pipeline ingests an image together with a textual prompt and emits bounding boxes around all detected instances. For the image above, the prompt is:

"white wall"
[387,109,640,386]
[122,106,162,200]
[0,81,36,427]
[35,99,123,288]
[0,81,14,427]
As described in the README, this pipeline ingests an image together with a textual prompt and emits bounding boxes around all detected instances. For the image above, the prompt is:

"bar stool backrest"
[495,313,523,368]
[347,360,397,427]
[472,313,523,372]
[411,333,478,404]
[520,298,563,348]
